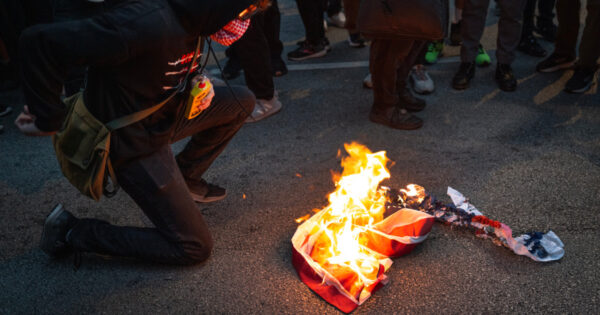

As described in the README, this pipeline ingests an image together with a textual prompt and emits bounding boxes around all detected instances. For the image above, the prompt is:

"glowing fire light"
[296,142,391,298]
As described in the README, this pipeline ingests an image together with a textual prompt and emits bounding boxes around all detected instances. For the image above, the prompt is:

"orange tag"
[185,77,212,119]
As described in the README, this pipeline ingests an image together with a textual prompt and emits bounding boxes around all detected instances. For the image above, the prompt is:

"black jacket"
[20,0,253,164]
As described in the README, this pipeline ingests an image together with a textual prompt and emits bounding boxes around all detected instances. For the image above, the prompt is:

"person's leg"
[553,0,580,58]
[518,0,547,57]
[67,145,213,265]
[295,0,326,46]
[326,0,342,17]
[232,11,274,100]
[496,0,526,65]
[262,0,287,76]
[398,41,429,108]
[370,39,415,110]
[578,1,600,69]
[460,0,490,63]
[521,0,536,39]
[174,85,255,182]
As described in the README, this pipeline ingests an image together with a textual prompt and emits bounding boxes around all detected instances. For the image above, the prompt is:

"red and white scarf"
[210,19,250,46]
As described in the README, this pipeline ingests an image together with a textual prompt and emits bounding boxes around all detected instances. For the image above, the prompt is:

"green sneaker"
[476,44,491,67]
[424,41,444,65]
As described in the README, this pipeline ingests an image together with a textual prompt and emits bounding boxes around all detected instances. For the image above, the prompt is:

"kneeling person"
[15,0,268,265]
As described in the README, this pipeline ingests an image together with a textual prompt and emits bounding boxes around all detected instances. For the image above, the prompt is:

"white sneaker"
[245,94,282,123]
[363,73,373,89]
[326,12,346,28]
[409,64,435,94]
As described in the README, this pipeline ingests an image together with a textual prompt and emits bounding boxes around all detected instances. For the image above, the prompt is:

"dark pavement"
[1,1,599,314]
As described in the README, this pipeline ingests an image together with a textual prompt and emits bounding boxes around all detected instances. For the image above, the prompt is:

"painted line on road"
[286,56,460,71]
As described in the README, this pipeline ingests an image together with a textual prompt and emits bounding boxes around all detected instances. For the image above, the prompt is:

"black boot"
[495,63,517,92]
[452,62,475,90]
[398,87,426,112]
[40,204,79,257]
[518,35,547,57]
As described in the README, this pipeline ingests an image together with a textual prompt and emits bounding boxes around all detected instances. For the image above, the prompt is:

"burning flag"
[291,143,564,313]
[291,143,434,313]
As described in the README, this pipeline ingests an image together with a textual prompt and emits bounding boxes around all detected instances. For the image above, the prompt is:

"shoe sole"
[245,103,282,123]
[39,204,64,255]
[348,39,365,48]
[288,49,327,61]
[564,81,594,94]
[191,191,227,203]
[537,60,576,73]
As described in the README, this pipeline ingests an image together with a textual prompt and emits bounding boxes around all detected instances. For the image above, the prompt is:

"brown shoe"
[369,107,423,130]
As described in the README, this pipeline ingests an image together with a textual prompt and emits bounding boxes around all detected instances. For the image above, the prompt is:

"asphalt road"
[1,1,599,314]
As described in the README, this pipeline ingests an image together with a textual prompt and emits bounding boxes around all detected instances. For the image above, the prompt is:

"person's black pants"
[522,0,555,38]
[296,0,327,45]
[554,0,600,68]
[230,2,282,100]
[67,86,255,265]
[370,39,426,111]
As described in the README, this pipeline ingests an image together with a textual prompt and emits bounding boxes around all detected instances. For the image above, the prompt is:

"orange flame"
[303,142,391,298]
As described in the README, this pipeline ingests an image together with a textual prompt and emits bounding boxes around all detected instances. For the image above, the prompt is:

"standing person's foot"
[271,57,288,77]
[564,66,598,94]
[535,19,557,42]
[363,73,373,89]
[475,44,491,67]
[0,105,12,117]
[518,35,547,57]
[245,93,283,123]
[348,33,367,48]
[424,41,444,64]
[222,57,242,80]
[369,107,424,130]
[495,63,517,92]
[409,64,435,95]
[452,62,475,90]
[40,204,78,257]
[186,179,227,203]
[398,87,426,112]
[326,11,346,28]
[536,53,577,72]
[288,41,328,61]
[449,22,462,46]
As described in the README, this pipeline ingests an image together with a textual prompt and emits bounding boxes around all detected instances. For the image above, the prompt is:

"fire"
[299,142,392,298]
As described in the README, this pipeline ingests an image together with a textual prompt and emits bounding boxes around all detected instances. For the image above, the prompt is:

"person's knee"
[177,235,214,265]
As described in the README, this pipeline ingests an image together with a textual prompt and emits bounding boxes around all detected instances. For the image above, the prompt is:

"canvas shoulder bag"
[357,0,444,41]
[52,38,203,201]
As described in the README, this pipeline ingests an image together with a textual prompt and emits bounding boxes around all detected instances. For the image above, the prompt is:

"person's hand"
[14,105,56,136]
[198,85,215,112]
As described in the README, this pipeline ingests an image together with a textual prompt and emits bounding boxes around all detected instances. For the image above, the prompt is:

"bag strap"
[105,37,204,131]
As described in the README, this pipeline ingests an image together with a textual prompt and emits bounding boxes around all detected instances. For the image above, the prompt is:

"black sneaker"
[296,38,331,52]
[222,57,242,80]
[369,107,423,130]
[449,22,462,46]
[348,33,366,48]
[536,53,576,73]
[271,57,288,77]
[452,62,475,90]
[535,19,557,42]
[186,178,227,203]
[564,66,598,94]
[518,35,547,57]
[496,63,517,92]
[288,40,328,61]
[40,204,78,257]
[398,87,426,112]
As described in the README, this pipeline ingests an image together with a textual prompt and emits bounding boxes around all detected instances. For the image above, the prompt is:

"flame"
[400,184,426,203]
[305,142,391,298]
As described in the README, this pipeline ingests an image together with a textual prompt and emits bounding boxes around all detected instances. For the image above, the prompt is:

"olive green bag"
[52,38,202,201]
